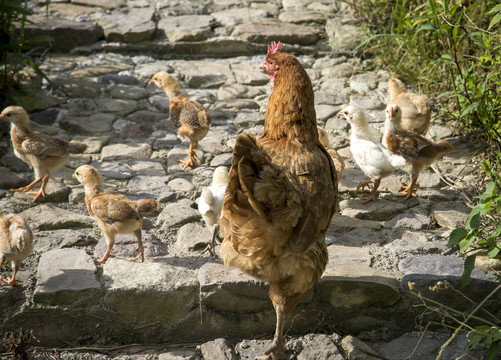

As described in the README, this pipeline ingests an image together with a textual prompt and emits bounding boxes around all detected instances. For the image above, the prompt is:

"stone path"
[0,1,498,359]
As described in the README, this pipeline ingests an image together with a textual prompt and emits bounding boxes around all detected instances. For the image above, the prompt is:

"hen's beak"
[259,61,266,70]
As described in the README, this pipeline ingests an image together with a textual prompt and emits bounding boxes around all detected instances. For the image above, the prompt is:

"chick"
[388,77,431,134]
[0,213,34,287]
[150,72,211,170]
[197,166,229,257]
[0,106,87,202]
[73,165,158,264]
[317,126,345,185]
[383,104,454,199]
[338,106,406,203]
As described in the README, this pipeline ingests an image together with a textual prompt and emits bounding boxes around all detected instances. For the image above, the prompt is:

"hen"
[388,77,431,134]
[197,166,229,257]
[338,105,405,203]
[0,213,34,287]
[0,106,87,202]
[150,72,211,170]
[383,104,453,199]
[73,165,158,264]
[317,126,345,185]
[220,42,338,360]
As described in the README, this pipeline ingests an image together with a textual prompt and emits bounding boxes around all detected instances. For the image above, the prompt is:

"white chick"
[197,166,229,256]
[338,105,405,203]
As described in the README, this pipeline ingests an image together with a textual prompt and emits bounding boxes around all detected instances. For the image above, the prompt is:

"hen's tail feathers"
[435,139,454,155]
[136,199,158,214]
[68,141,88,154]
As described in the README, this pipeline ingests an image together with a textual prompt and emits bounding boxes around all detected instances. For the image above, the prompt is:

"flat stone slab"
[198,262,269,312]
[232,19,322,45]
[156,198,201,229]
[158,15,214,42]
[97,7,156,43]
[101,143,152,161]
[432,201,470,229]
[340,199,407,221]
[321,245,400,308]
[127,176,175,202]
[60,113,115,133]
[174,60,236,88]
[103,258,198,323]
[34,249,102,306]
[20,204,93,231]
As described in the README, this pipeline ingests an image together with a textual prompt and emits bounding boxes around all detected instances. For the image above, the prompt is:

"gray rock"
[316,104,339,122]
[340,199,407,221]
[70,64,129,78]
[233,110,264,127]
[93,231,166,260]
[157,0,206,16]
[340,335,381,360]
[232,19,322,45]
[20,204,93,230]
[95,98,138,114]
[175,223,211,253]
[175,60,235,88]
[315,90,349,106]
[431,201,469,229]
[167,147,205,172]
[60,113,115,133]
[212,8,268,27]
[156,198,201,229]
[101,143,152,161]
[128,159,167,176]
[384,213,431,230]
[278,10,328,25]
[50,78,101,98]
[198,262,269,312]
[325,116,349,131]
[200,338,238,360]
[321,63,356,78]
[214,99,260,111]
[297,334,343,360]
[89,162,134,180]
[128,176,175,202]
[23,16,104,52]
[98,7,156,43]
[34,229,97,253]
[0,167,31,189]
[321,245,400,308]
[230,63,269,86]
[110,84,150,100]
[148,95,171,112]
[217,83,263,100]
[210,153,232,167]
[102,258,198,323]
[379,335,451,360]
[73,0,125,8]
[153,132,180,149]
[168,178,195,192]
[158,15,214,42]
[350,95,385,111]
[34,248,102,306]
[12,179,69,203]
[326,17,365,54]
[349,72,380,94]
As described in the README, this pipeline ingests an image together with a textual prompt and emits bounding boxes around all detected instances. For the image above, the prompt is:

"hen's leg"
[361,179,381,204]
[11,177,43,193]
[255,304,287,360]
[355,179,374,195]
[129,229,145,262]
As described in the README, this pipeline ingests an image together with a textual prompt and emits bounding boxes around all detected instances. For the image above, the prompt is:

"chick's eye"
[75,171,80,176]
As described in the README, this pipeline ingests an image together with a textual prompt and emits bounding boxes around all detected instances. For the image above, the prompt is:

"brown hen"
[388,77,431,134]
[383,104,453,199]
[0,106,87,202]
[73,165,158,264]
[150,72,211,170]
[0,213,34,287]
[220,42,338,360]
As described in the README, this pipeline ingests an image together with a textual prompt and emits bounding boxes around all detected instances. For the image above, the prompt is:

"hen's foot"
[129,246,145,263]
[355,179,374,194]
[254,338,287,360]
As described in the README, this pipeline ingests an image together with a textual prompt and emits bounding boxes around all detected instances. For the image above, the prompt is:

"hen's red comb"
[266,41,283,58]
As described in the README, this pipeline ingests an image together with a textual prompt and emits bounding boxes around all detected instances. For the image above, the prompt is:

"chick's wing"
[170,98,209,129]
[399,134,437,160]
[89,193,139,223]
[22,134,69,157]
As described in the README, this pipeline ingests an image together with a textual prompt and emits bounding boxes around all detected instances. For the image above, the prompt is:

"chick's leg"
[11,177,43,193]
[0,256,6,286]
[356,179,374,195]
[7,261,23,287]
[129,229,145,262]
[178,139,199,170]
[396,175,418,199]
[95,234,115,264]
[361,178,381,204]
[30,175,50,202]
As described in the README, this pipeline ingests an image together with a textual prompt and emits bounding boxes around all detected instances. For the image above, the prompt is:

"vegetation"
[345,0,501,357]
[0,0,52,107]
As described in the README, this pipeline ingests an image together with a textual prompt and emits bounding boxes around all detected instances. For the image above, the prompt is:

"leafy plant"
[0,0,53,107]
[448,181,501,286]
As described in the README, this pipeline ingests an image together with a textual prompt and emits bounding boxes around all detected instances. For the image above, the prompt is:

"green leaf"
[460,102,479,117]
[448,228,467,247]
[468,333,483,349]
[488,247,500,258]
[461,254,476,287]
[487,4,501,14]
[488,13,501,30]
[488,340,499,360]
[466,211,481,230]
[459,234,476,253]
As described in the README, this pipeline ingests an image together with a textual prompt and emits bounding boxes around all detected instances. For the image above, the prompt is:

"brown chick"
[388,77,431,134]
[0,106,87,202]
[73,165,158,264]
[149,72,211,170]
[220,42,337,360]
[0,213,34,287]
[317,126,345,185]
[383,104,453,199]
